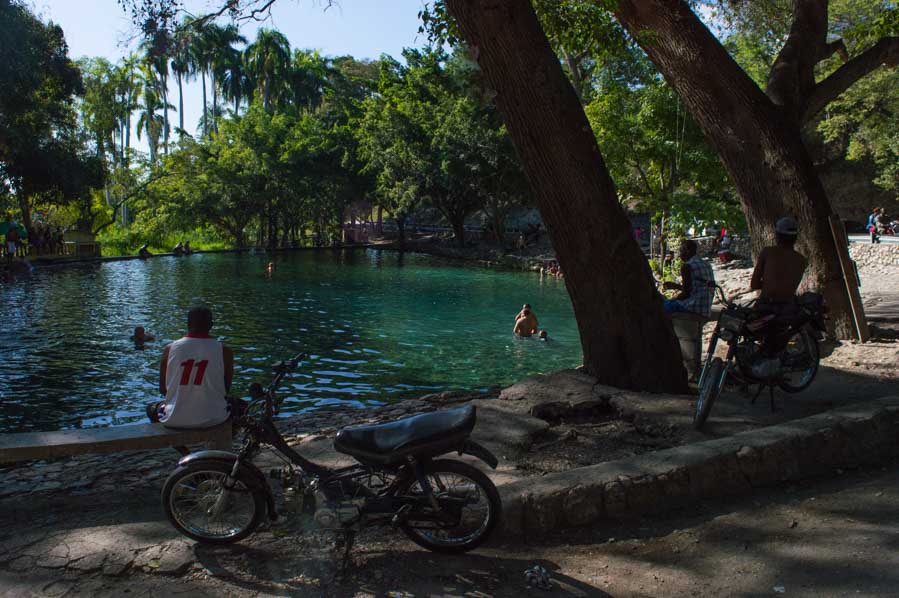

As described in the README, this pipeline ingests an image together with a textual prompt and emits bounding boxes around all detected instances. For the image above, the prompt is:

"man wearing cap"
[750,217,807,304]
[748,216,808,377]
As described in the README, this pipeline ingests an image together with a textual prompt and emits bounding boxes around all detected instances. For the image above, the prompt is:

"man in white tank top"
[148,307,234,429]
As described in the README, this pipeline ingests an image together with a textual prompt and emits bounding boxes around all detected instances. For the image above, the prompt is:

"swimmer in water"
[266,261,275,275]
[131,326,155,347]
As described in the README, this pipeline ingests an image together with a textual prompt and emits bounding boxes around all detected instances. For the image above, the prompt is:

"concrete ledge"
[499,396,899,537]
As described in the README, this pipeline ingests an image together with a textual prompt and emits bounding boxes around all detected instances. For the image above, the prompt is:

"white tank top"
[160,336,229,428]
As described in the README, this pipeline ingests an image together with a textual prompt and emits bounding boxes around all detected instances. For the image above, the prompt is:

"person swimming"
[131,326,155,347]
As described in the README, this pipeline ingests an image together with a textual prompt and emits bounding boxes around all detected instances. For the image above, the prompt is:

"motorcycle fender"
[460,440,499,469]
[177,450,278,520]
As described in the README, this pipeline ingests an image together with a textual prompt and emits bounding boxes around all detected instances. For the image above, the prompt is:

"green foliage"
[584,50,737,234]
[356,48,527,244]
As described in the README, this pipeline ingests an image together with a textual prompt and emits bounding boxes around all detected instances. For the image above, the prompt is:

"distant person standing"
[514,305,539,337]
[868,208,881,244]
[4,216,20,263]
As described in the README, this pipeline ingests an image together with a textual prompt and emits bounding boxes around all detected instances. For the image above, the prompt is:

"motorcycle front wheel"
[398,459,501,554]
[778,330,819,393]
[694,357,726,430]
[162,460,266,544]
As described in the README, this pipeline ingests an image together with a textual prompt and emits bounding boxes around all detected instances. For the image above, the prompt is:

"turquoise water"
[0,251,581,432]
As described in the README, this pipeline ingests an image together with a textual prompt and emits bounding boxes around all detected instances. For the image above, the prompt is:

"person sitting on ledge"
[662,239,715,318]
[147,307,244,447]
[131,326,155,347]
[172,241,184,257]
[138,243,152,259]
[183,241,192,255]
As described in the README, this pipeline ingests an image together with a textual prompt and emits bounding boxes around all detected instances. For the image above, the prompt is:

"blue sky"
[34,0,429,149]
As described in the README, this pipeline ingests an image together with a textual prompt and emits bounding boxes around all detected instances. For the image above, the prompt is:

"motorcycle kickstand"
[750,384,765,405]
[336,529,356,574]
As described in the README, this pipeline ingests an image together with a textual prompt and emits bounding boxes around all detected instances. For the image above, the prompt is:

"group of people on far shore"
[867,207,895,244]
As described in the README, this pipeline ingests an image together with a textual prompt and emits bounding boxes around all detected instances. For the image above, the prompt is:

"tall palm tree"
[207,23,246,132]
[143,44,172,154]
[183,16,212,137]
[170,23,195,135]
[116,53,140,166]
[220,46,252,115]
[135,62,164,163]
[244,29,291,112]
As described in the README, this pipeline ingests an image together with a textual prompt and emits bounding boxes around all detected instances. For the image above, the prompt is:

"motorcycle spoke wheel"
[694,357,725,430]
[399,460,500,554]
[163,462,265,544]
[778,331,819,393]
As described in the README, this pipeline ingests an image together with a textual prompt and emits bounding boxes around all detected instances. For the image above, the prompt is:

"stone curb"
[498,395,899,537]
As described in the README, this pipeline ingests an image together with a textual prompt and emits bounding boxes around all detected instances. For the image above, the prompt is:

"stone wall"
[849,243,899,268]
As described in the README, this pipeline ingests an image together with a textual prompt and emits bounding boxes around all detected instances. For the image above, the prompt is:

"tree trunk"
[201,70,208,137]
[177,72,184,133]
[445,0,687,393]
[162,74,169,154]
[396,214,406,249]
[614,0,856,339]
[450,215,465,247]
[211,71,218,133]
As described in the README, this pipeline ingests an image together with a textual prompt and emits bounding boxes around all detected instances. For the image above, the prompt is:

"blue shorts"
[664,299,689,313]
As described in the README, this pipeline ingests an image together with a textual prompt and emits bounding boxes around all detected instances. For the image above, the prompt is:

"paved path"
[2,454,896,596]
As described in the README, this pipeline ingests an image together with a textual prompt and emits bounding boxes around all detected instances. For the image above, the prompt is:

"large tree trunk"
[614,0,855,339]
[445,0,687,393]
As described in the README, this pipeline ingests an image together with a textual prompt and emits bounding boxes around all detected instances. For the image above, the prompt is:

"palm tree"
[287,49,331,112]
[170,23,195,135]
[207,23,246,132]
[135,62,164,163]
[244,29,291,112]
[116,54,140,166]
[220,46,252,115]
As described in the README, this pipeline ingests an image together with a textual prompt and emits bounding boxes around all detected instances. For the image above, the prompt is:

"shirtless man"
[750,217,807,304]
[748,217,808,376]
[514,307,539,337]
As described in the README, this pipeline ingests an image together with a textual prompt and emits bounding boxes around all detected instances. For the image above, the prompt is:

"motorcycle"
[161,353,501,558]
[693,287,827,430]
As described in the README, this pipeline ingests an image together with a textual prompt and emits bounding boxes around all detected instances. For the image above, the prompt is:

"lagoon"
[0,250,581,432]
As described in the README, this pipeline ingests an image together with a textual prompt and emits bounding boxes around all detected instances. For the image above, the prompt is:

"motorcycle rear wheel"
[778,330,819,393]
[694,357,725,430]
[398,459,501,554]
[162,460,266,544]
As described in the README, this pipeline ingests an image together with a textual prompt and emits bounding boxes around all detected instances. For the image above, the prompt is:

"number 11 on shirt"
[179,359,209,385]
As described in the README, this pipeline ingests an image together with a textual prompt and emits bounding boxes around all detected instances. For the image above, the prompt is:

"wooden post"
[828,215,869,342]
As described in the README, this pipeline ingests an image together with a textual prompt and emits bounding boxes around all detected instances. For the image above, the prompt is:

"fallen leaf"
[147,559,160,569]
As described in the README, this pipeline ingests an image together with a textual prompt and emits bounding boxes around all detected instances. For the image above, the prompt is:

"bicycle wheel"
[694,357,725,430]
[398,459,501,554]
[778,329,819,393]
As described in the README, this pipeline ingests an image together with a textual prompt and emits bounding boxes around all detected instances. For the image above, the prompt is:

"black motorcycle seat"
[334,405,476,464]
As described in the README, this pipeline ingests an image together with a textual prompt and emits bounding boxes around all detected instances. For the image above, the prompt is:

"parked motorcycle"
[161,353,501,557]
[693,287,827,430]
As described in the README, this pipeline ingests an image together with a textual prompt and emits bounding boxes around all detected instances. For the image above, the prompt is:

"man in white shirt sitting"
[146,307,236,432]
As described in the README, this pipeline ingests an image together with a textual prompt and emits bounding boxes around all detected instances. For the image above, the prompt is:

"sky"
[33,0,429,150]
